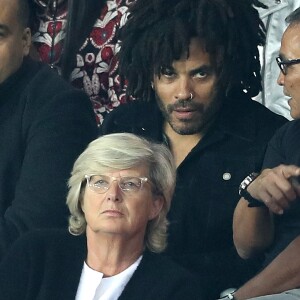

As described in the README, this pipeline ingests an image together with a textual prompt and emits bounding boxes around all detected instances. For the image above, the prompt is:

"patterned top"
[32,0,133,124]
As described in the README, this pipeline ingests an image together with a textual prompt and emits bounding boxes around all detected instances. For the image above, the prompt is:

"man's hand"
[248,165,300,214]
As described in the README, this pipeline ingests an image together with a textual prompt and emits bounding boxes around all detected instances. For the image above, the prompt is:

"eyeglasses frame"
[84,174,149,194]
[276,56,300,75]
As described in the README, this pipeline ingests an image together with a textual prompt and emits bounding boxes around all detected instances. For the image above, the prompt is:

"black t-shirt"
[262,120,300,266]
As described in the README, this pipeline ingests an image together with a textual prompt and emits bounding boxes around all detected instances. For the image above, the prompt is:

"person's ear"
[22,27,31,56]
[80,200,85,213]
[148,195,164,220]
[79,187,86,213]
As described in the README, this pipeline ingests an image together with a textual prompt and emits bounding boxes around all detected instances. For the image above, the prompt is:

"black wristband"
[239,173,266,208]
[241,189,266,207]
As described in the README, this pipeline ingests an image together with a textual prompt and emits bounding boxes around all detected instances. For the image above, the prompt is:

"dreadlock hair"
[118,0,267,102]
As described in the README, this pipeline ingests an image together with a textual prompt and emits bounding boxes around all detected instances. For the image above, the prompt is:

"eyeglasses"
[85,175,149,194]
[276,56,300,75]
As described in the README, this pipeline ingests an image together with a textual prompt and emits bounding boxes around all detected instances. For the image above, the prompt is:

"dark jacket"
[101,95,287,299]
[0,57,98,260]
[0,229,203,299]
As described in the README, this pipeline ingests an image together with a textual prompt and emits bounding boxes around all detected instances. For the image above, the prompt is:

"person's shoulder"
[106,100,156,118]
[22,58,62,85]
[25,59,86,99]
[275,119,300,141]
[141,251,197,281]
[242,99,287,129]
[101,101,159,134]
[121,251,202,300]
[12,229,70,248]
[248,99,286,119]
[8,229,85,260]
[283,119,300,130]
[21,59,96,123]
[223,96,287,141]
[136,252,203,299]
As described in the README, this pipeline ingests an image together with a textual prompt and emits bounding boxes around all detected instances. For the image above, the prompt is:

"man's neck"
[164,124,203,167]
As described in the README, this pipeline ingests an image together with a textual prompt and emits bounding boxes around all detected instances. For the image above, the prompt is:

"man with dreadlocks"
[100,0,286,298]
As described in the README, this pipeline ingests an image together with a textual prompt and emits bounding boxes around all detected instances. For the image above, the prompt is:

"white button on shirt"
[75,256,142,300]
[222,173,231,181]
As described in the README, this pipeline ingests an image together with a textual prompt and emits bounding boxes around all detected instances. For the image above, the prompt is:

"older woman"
[0,133,202,299]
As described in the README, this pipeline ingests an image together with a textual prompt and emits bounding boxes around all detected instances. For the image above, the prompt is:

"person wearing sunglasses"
[231,7,300,300]
[0,133,202,299]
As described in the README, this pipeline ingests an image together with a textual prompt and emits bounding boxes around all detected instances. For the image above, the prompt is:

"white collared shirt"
[75,256,142,300]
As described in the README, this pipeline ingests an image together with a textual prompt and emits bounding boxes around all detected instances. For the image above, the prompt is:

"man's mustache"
[167,99,203,112]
